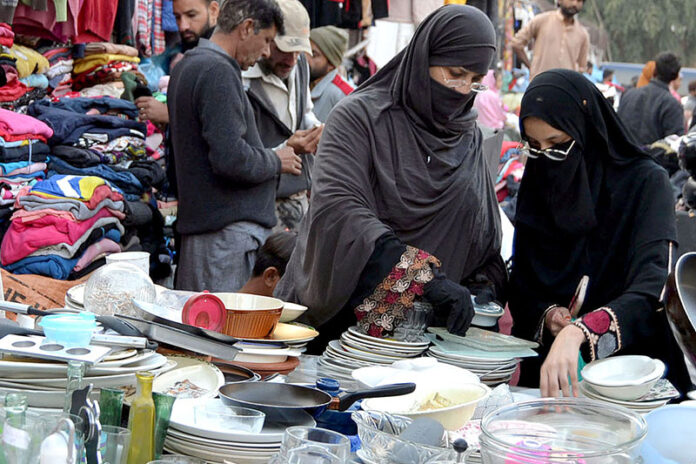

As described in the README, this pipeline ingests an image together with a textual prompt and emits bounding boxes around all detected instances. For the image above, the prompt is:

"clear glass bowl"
[193,403,265,433]
[83,262,156,317]
[351,410,456,464]
[479,398,647,463]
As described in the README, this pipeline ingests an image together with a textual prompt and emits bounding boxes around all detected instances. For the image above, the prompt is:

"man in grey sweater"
[168,0,302,292]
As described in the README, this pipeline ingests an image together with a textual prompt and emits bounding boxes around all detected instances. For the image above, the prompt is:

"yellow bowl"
[362,383,491,431]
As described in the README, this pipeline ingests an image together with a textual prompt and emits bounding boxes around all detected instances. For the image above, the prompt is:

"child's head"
[239,231,297,296]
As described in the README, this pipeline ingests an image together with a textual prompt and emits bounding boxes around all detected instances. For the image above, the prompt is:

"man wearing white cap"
[244,0,322,232]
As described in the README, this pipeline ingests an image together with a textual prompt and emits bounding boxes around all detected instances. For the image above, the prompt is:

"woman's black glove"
[423,268,474,336]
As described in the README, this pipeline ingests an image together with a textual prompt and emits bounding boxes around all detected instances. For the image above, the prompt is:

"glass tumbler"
[271,427,351,464]
[393,301,432,342]
[99,425,131,464]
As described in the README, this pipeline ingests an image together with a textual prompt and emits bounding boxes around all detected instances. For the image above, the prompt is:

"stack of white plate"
[0,349,171,408]
[579,381,672,414]
[318,327,430,382]
[426,346,518,386]
[165,397,314,464]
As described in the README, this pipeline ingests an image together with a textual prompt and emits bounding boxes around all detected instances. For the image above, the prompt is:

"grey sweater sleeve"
[196,64,281,184]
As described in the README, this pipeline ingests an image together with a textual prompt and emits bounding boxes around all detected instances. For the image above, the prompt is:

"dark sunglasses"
[520,139,576,161]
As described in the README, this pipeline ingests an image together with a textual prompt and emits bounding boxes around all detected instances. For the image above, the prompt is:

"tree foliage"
[582,0,696,66]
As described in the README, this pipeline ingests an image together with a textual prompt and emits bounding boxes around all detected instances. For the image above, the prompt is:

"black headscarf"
[510,70,687,390]
[275,5,502,327]
[516,69,650,236]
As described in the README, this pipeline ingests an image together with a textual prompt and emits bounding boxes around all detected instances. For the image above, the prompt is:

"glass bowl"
[193,403,265,433]
[83,262,156,317]
[479,398,647,463]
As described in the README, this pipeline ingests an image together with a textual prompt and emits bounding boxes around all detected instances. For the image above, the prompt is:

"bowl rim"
[480,397,648,458]
[581,356,665,386]
[361,382,491,415]
[213,292,285,311]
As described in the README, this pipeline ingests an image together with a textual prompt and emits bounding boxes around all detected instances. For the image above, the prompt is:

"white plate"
[65,283,85,306]
[87,353,169,376]
[166,435,278,456]
[0,351,157,379]
[342,332,427,353]
[0,386,98,408]
[168,397,314,444]
[103,348,137,362]
[153,355,224,400]
[579,382,668,408]
[341,334,426,356]
[164,441,274,464]
[428,346,516,363]
[347,326,430,347]
[167,427,281,449]
[426,352,516,369]
[328,341,394,365]
[337,340,407,362]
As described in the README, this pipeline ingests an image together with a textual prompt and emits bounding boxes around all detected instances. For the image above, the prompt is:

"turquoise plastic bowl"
[38,313,97,348]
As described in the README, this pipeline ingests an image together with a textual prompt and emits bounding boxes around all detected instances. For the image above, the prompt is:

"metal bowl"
[664,252,696,368]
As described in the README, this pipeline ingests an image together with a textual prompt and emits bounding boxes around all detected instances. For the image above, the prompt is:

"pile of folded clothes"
[1,175,125,279]
[0,108,53,232]
[0,33,51,109]
[72,43,141,91]
[42,46,73,98]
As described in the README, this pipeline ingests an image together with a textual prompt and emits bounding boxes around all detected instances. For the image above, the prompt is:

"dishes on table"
[426,345,519,387]
[279,303,308,323]
[641,405,696,463]
[578,379,677,414]
[153,355,225,400]
[581,356,665,401]
[319,327,430,383]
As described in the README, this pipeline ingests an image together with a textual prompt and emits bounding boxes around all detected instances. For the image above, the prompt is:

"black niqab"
[275,5,502,327]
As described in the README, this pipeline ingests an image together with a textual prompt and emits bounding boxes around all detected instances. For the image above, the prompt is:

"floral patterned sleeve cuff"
[573,307,622,361]
[355,246,440,338]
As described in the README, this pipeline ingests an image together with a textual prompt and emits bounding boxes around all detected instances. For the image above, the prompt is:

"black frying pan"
[218,382,416,424]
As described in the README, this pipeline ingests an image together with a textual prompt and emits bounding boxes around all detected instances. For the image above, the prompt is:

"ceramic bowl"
[362,382,490,431]
[641,405,696,463]
[279,302,308,323]
[214,293,283,338]
[581,355,665,401]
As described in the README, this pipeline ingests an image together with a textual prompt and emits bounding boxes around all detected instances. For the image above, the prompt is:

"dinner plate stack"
[578,380,676,415]
[426,346,518,387]
[164,397,313,464]
[0,349,171,408]
[318,326,430,382]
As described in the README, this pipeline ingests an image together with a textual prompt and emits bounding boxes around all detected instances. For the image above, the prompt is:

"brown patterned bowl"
[214,293,284,338]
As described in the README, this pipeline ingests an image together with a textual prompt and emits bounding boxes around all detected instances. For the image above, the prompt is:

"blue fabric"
[4,254,79,279]
[27,104,146,146]
[32,97,139,120]
[0,138,37,148]
[20,74,49,89]
[48,157,144,195]
[0,160,32,175]
[162,0,178,31]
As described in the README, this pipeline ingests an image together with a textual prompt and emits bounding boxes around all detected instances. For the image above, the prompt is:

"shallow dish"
[279,302,308,323]
[581,356,664,400]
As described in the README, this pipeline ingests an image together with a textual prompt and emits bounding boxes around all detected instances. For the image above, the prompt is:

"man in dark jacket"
[243,0,322,232]
[168,0,302,292]
[618,52,685,146]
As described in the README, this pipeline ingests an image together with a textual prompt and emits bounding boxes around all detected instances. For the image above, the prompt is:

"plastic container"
[478,398,647,463]
[351,410,456,464]
[84,262,156,318]
[38,313,97,348]
[193,403,265,433]
[105,251,150,275]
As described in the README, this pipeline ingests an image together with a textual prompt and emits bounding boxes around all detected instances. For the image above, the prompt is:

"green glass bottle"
[2,393,29,464]
[63,360,85,413]
[126,372,155,464]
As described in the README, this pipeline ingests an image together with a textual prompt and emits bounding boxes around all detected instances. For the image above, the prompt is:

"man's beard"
[560,6,579,17]
[310,63,331,82]
[180,22,213,51]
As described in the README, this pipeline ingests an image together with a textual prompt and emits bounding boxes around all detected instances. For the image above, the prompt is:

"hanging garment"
[135,0,165,57]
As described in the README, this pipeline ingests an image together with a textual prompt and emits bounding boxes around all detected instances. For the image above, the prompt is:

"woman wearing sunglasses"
[508,69,691,397]
[275,5,507,347]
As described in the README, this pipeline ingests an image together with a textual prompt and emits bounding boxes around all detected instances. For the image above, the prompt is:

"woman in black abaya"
[509,69,691,397]
[275,5,507,346]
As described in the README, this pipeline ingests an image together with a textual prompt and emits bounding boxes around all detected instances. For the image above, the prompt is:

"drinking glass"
[99,425,131,464]
[272,427,351,464]
[393,301,432,342]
